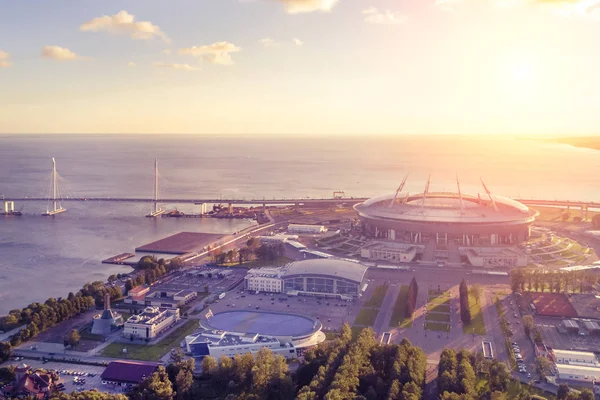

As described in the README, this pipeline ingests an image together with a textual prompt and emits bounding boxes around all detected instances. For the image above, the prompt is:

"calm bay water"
[0,134,599,314]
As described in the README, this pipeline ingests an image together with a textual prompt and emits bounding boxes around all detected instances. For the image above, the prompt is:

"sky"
[1,0,600,135]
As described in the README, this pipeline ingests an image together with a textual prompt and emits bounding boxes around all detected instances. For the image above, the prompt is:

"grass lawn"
[78,329,105,342]
[425,312,451,323]
[220,256,294,269]
[424,322,450,332]
[325,332,340,340]
[427,292,451,308]
[389,285,413,328]
[426,304,450,313]
[463,293,486,335]
[101,319,198,361]
[354,308,378,326]
[364,284,388,308]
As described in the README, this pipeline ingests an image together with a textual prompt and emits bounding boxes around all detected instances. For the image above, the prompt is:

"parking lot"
[205,290,360,332]
[536,321,600,352]
[0,360,116,395]
[158,267,247,294]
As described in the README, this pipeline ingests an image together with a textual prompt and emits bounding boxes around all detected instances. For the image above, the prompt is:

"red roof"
[101,360,159,384]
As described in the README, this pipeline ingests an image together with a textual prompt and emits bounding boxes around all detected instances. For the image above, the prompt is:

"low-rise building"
[360,242,418,263]
[553,349,598,365]
[101,360,159,388]
[556,364,600,382]
[124,287,197,308]
[245,267,285,293]
[123,306,180,340]
[561,320,580,334]
[91,294,124,335]
[287,224,328,234]
[464,247,527,268]
[1,364,58,400]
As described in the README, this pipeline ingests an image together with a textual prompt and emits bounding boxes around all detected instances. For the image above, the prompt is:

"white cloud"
[0,50,11,68]
[178,42,242,65]
[153,62,199,71]
[274,0,339,14]
[41,46,81,61]
[128,61,136,67]
[363,7,407,24]
[259,38,280,48]
[80,10,169,42]
[293,38,304,46]
[162,49,172,55]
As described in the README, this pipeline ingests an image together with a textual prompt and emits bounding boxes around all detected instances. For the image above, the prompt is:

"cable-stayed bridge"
[2,158,599,217]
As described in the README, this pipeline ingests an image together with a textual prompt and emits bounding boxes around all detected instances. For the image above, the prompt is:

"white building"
[360,242,418,263]
[464,247,527,268]
[123,307,180,340]
[556,364,600,382]
[287,224,328,234]
[553,349,600,383]
[245,268,285,293]
[554,349,599,365]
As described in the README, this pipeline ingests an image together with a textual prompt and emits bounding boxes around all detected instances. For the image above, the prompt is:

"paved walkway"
[373,283,400,337]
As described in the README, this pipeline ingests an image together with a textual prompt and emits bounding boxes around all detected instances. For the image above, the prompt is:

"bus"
[218,292,226,300]
[381,332,392,345]
[482,341,494,359]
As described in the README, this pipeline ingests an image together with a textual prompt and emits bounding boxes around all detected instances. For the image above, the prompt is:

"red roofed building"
[2,363,58,399]
[101,360,159,388]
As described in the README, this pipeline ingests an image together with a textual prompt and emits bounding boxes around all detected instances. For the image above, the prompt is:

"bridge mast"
[146,158,164,217]
[43,157,66,216]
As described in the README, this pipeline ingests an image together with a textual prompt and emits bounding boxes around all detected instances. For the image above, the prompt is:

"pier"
[102,253,136,265]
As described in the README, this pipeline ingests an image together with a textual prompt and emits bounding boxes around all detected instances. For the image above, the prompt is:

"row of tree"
[459,279,471,324]
[405,277,419,319]
[211,239,286,265]
[200,347,293,400]
[510,268,595,294]
[125,256,184,293]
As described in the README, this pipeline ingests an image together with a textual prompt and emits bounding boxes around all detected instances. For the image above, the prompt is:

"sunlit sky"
[1,0,600,134]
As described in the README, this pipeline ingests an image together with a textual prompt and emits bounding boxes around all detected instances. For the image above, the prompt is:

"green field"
[101,319,198,361]
[426,303,450,313]
[364,284,388,308]
[463,293,486,335]
[425,312,450,323]
[424,322,450,332]
[354,308,378,326]
[389,285,412,328]
[351,326,365,340]
[427,292,451,308]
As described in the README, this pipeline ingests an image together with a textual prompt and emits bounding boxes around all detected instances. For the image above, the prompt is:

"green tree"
[65,329,80,348]
[201,355,218,376]
[175,368,193,400]
[579,389,595,400]
[535,356,553,379]
[522,315,535,336]
[130,366,174,400]
[469,284,482,304]
[0,342,12,362]
[557,383,569,400]
[387,380,401,400]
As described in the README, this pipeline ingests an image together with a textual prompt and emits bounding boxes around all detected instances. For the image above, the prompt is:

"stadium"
[245,258,369,299]
[354,177,539,246]
[185,310,325,360]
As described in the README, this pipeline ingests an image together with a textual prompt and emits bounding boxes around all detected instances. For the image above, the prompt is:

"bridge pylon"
[146,158,165,217]
[42,157,66,216]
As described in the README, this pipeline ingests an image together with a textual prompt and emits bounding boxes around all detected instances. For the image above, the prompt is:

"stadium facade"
[354,176,538,246]
[244,258,368,300]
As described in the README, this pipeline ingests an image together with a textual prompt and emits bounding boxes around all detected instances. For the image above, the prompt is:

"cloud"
[41,46,81,61]
[178,42,241,65]
[0,50,11,68]
[162,49,172,55]
[363,7,407,24]
[128,61,136,67]
[259,38,280,48]
[536,0,600,18]
[293,38,304,46]
[153,62,199,71]
[274,0,339,14]
[80,10,169,42]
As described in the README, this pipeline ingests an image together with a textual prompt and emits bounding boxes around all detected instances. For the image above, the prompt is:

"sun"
[510,61,534,82]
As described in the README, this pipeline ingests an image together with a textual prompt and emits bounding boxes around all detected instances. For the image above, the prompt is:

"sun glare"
[511,61,534,82]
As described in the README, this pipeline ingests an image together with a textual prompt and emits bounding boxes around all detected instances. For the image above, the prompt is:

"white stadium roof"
[282,258,368,284]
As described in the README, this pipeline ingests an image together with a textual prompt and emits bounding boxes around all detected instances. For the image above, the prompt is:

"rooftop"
[125,307,177,326]
[355,192,538,224]
[101,360,159,384]
[556,364,600,373]
[202,310,320,338]
[283,258,368,284]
